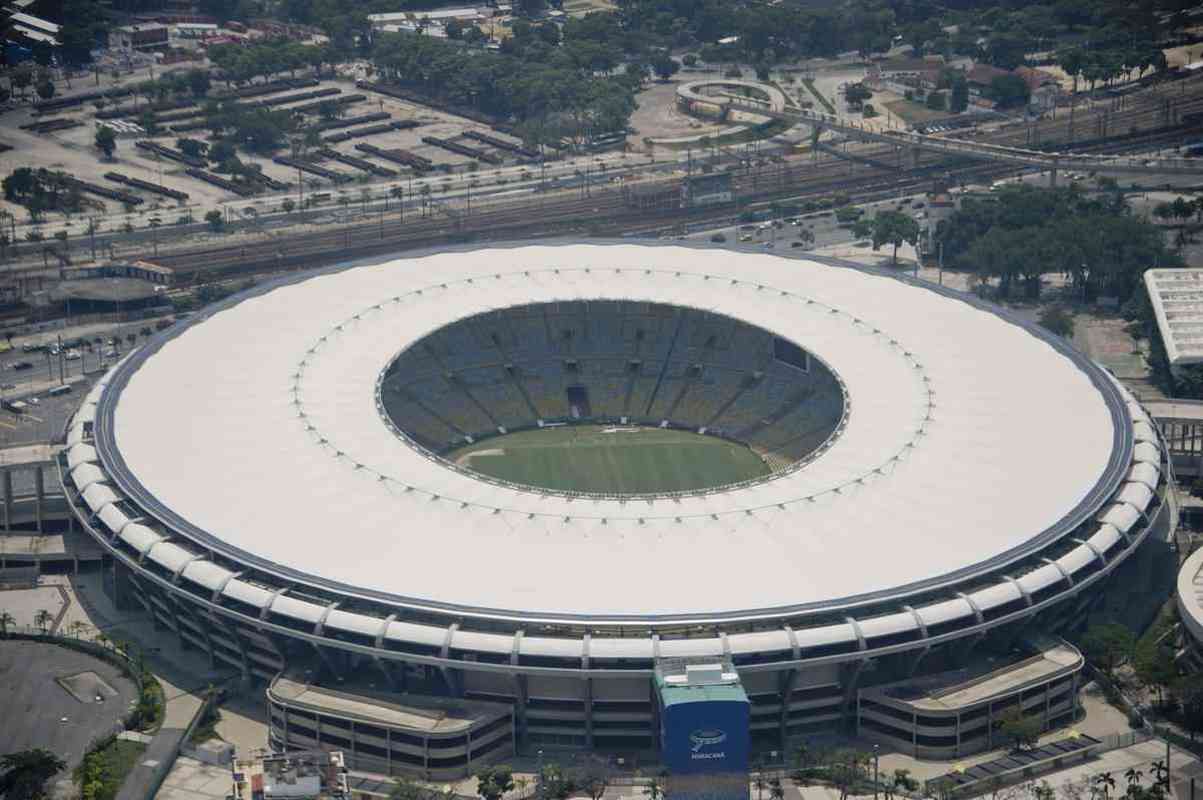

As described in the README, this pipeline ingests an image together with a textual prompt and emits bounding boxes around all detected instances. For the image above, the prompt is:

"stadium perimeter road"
[0,639,138,778]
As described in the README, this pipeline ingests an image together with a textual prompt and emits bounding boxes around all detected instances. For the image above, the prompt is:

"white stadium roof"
[98,244,1122,621]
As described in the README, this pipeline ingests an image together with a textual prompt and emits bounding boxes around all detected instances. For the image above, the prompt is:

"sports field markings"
[450,424,769,494]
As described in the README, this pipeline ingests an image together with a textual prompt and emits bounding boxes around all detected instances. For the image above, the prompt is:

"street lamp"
[873,744,880,800]
[536,749,544,800]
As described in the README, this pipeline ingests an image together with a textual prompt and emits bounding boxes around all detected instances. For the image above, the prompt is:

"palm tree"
[0,609,14,637]
[754,770,768,800]
[793,742,811,770]
[1125,768,1143,798]
[0,750,67,800]
[1151,761,1169,790]
[642,774,665,800]
[769,778,785,800]
[893,768,918,798]
[33,608,53,633]
[1095,772,1117,799]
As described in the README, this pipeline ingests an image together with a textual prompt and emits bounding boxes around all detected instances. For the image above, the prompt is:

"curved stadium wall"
[58,243,1173,759]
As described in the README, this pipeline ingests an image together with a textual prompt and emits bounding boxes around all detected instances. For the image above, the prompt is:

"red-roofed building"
[965,63,1012,96]
[1015,66,1062,110]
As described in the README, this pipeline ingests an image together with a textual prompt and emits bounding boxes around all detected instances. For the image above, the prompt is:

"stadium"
[60,242,1172,781]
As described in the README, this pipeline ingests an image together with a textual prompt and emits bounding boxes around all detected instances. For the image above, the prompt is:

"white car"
[64,349,81,360]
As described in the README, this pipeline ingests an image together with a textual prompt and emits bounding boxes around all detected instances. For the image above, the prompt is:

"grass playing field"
[449,425,770,494]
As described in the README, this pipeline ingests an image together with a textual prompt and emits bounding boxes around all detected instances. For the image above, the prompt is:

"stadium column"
[777,625,802,751]
[511,630,529,749]
[583,633,594,749]
[839,618,868,734]
[440,623,464,697]
[951,593,986,664]
[373,615,400,692]
[205,579,241,673]
[650,633,662,752]
[312,603,345,682]
[166,558,207,653]
[2,468,11,531]
[902,606,931,679]
[990,576,1037,652]
[34,464,43,532]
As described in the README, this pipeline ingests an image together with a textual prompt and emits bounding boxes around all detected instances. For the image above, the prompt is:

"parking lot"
[0,639,139,783]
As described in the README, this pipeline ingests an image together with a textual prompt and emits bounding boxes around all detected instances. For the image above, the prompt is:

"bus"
[47,385,72,397]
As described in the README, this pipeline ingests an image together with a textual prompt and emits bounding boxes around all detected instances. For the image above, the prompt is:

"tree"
[11,67,33,101]
[33,608,53,633]
[176,138,208,160]
[389,775,424,800]
[0,749,67,800]
[869,210,921,265]
[1133,641,1177,708]
[1080,622,1135,676]
[540,764,575,800]
[94,126,117,160]
[892,769,918,795]
[990,74,1031,109]
[1174,674,1203,739]
[187,69,212,97]
[204,210,225,232]
[1038,306,1075,338]
[475,765,514,800]
[1095,772,1118,799]
[0,609,14,636]
[845,83,872,107]
[578,767,610,800]
[35,80,55,101]
[207,140,236,166]
[949,74,969,112]
[282,198,296,214]
[642,774,665,800]
[651,54,680,81]
[996,707,1042,751]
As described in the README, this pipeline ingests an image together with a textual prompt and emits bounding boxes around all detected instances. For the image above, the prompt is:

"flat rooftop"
[1144,269,1203,366]
[864,639,1082,711]
[269,675,510,734]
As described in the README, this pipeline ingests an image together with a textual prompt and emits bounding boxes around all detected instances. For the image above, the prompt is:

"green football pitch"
[449,425,770,494]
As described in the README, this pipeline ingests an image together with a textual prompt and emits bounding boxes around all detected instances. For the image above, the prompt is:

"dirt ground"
[561,0,617,14]
[628,78,733,142]
[883,96,949,126]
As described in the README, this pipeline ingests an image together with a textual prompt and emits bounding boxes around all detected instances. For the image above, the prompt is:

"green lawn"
[75,739,146,800]
[450,425,769,494]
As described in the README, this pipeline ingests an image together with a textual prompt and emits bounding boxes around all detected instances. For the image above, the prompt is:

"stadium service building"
[60,243,1172,780]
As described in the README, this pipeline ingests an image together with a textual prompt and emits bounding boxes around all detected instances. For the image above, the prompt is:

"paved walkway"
[116,677,205,800]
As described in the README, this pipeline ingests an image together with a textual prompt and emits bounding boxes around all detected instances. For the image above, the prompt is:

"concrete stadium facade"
[59,243,1173,765]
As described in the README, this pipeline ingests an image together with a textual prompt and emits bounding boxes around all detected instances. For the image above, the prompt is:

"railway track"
[135,77,1203,279]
